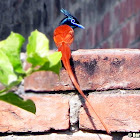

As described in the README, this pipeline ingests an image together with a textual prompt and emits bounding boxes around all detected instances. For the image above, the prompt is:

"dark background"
[0,0,140,51]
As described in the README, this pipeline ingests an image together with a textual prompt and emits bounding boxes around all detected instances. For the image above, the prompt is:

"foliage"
[0,30,62,114]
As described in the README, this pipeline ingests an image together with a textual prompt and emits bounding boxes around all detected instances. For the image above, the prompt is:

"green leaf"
[0,50,17,86]
[47,52,62,74]
[0,32,25,74]
[26,30,62,75]
[0,92,36,114]
[39,52,62,75]
[27,30,49,67]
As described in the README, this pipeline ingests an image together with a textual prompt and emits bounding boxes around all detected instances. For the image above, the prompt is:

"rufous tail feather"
[59,43,110,134]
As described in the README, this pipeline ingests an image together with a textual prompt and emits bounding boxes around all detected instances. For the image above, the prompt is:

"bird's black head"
[59,8,85,29]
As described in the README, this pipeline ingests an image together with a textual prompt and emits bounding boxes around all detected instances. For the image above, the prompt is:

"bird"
[53,8,110,134]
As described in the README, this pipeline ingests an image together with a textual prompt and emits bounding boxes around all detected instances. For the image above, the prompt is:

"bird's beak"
[71,20,85,29]
[77,24,85,29]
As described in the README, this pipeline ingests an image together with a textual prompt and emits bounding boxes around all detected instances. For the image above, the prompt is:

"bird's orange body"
[53,25,110,134]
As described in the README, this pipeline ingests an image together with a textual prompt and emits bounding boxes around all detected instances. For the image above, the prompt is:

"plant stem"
[25,67,34,77]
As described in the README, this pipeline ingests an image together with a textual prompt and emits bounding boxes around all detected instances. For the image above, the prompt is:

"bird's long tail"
[58,43,110,134]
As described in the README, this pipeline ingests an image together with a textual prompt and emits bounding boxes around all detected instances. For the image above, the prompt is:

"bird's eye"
[71,19,75,23]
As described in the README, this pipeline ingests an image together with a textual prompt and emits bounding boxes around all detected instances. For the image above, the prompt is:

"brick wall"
[0,49,140,139]
[0,0,140,51]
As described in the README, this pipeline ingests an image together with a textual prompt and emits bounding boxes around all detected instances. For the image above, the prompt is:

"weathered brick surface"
[25,49,140,91]
[79,93,140,132]
[0,94,69,132]
[24,66,74,92]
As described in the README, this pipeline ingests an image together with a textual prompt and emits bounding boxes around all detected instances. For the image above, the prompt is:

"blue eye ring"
[71,19,85,29]
[71,19,75,23]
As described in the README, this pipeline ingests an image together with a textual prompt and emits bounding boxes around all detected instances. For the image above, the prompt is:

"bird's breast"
[53,25,74,48]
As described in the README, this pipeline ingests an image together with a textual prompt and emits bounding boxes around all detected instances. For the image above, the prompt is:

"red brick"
[129,18,136,43]
[135,14,140,40]
[25,49,140,91]
[125,0,135,18]
[103,12,110,38]
[100,41,110,49]
[119,0,134,23]
[79,30,86,49]
[113,15,140,49]
[112,31,122,48]
[127,14,140,45]
[87,26,95,47]
[120,0,126,23]
[114,3,121,27]
[134,0,140,14]
[122,22,130,48]
[95,22,103,45]
[24,65,74,91]
[79,93,140,132]
[0,94,69,132]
